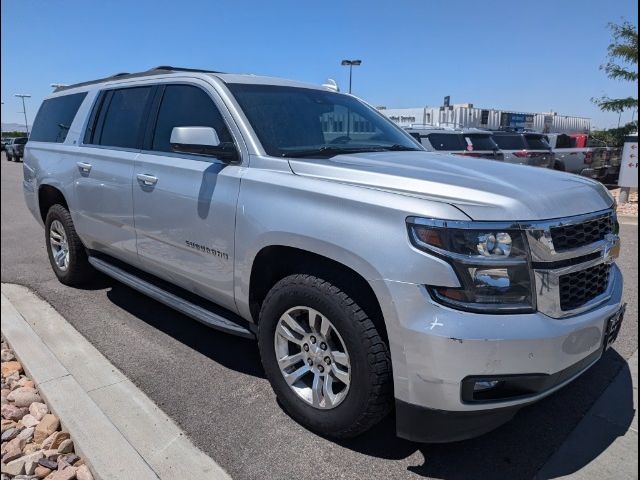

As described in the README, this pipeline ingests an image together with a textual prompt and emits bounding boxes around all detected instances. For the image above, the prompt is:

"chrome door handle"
[137,173,158,186]
[76,162,92,173]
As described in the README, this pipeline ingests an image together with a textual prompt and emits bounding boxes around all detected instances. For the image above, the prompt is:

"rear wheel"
[258,274,392,438]
[45,204,93,286]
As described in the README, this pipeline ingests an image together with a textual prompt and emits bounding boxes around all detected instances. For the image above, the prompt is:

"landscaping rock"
[1,419,17,433]
[23,451,45,475]
[1,426,19,442]
[75,465,93,480]
[21,414,40,428]
[0,361,22,378]
[23,443,41,455]
[2,436,27,463]
[17,426,35,443]
[0,350,16,362]
[37,457,58,470]
[29,403,48,421]
[47,466,77,480]
[33,466,52,479]
[57,439,74,454]
[1,404,29,421]
[34,414,59,444]
[1,456,26,476]
[8,388,42,408]
[43,431,70,450]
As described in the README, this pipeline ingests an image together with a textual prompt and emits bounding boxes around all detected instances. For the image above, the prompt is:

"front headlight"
[407,218,535,314]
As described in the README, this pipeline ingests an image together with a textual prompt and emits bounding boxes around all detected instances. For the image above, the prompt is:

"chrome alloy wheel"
[274,306,351,409]
[49,220,70,271]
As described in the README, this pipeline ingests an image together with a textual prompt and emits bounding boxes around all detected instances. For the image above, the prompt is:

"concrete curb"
[1,283,231,480]
[618,215,638,225]
[535,350,638,479]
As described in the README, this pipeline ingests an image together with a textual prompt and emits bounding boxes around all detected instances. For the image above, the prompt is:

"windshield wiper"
[374,144,421,152]
[282,146,388,158]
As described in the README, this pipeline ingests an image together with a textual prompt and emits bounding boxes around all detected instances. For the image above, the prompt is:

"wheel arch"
[248,245,389,345]
[38,184,69,222]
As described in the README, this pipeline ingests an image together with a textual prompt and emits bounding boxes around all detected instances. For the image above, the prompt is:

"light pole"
[15,94,31,136]
[340,59,362,94]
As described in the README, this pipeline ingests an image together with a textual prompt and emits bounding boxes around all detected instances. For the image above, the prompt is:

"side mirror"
[170,126,238,161]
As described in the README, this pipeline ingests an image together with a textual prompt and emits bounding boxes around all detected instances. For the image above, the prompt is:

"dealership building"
[376,103,591,134]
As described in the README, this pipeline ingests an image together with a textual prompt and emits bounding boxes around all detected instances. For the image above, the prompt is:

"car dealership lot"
[1,154,637,479]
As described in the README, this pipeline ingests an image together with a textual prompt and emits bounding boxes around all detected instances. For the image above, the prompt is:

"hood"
[288,151,614,221]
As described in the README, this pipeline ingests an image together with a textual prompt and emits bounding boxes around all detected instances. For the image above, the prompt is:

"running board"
[88,256,255,339]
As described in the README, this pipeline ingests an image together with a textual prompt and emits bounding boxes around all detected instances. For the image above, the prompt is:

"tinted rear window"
[427,133,466,151]
[30,92,87,143]
[466,134,498,151]
[95,87,152,149]
[525,135,551,150]
[554,134,576,149]
[493,134,526,150]
[14,137,28,145]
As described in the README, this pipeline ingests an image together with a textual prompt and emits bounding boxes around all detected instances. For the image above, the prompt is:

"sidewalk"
[536,351,638,479]
[1,283,231,480]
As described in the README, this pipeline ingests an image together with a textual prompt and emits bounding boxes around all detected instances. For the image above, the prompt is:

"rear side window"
[427,133,466,151]
[14,138,28,145]
[30,92,87,143]
[466,134,498,151]
[151,85,232,153]
[525,135,551,150]
[90,87,153,149]
[493,135,526,150]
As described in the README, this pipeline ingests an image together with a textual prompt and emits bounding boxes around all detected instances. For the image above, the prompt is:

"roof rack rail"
[54,66,225,92]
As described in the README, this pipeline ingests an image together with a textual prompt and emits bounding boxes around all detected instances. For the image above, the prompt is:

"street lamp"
[14,94,31,136]
[340,59,362,94]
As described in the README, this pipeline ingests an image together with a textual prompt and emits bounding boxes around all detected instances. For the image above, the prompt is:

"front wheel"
[258,274,392,438]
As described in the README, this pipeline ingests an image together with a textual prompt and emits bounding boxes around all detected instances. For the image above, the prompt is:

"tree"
[592,21,638,113]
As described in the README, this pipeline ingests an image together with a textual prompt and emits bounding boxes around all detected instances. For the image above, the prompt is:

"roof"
[55,66,329,93]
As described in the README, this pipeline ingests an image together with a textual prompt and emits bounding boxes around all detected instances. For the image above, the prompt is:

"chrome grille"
[550,214,614,252]
[559,263,611,311]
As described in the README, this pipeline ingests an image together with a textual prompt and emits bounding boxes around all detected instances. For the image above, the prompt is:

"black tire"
[6,153,13,161]
[44,204,93,286]
[258,274,392,438]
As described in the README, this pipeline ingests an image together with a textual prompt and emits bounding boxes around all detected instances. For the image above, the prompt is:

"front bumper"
[376,265,624,442]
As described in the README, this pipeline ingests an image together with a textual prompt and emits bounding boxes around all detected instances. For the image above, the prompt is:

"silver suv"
[23,66,625,443]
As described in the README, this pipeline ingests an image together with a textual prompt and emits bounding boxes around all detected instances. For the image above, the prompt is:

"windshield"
[227,84,420,157]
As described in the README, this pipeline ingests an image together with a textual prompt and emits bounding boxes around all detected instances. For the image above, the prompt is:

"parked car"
[544,133,607,176]
[23,66,625,443]
[5,136,29,161]
[405,126,504,161]
[492,131,555,168]
[1,138,9,151]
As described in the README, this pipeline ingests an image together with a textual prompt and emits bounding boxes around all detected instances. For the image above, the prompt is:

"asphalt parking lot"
[1,153,637,480]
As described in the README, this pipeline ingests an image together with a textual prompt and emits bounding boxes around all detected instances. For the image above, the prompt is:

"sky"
[1,0,637,130]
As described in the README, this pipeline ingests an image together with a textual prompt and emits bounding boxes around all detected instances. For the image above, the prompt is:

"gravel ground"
[1,338,94,480]
[1,155,637,480]
[612,188,638,217]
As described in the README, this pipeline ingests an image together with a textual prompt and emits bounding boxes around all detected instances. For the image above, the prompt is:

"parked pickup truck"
[5,136,28,161]
[544,133,605,174]
[23,66,625,443]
